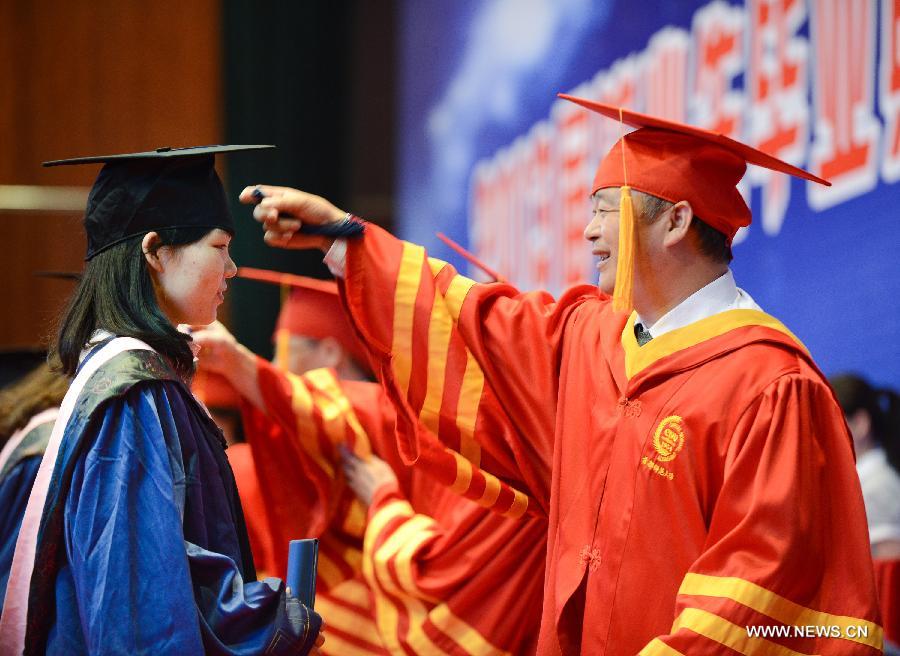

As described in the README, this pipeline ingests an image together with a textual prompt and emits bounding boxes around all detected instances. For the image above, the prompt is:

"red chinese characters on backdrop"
[747,0,809,235]
[880,0,900,182]
[690,1,745,137]
[468,0,895,293]
[645,27,690,122]
[808,0,880,208]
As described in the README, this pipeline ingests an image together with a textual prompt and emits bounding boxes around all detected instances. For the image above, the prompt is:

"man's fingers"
[264,230,294,246]
[252,203,302,231]
[238,184,291,204]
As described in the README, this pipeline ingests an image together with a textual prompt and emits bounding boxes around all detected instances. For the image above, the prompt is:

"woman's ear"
[142,232,164,273]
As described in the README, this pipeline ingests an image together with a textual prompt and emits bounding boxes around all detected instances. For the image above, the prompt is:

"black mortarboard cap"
[44,145,274,259]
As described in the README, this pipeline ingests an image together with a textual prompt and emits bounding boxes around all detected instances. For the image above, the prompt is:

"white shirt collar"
[635,270,762,339]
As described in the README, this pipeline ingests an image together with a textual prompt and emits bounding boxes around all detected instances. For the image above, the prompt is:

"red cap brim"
[558,93,830,186]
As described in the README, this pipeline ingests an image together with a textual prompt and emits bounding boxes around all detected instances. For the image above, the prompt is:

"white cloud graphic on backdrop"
[404,0,611,246]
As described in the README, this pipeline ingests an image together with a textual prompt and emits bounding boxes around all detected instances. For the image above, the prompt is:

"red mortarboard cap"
[192,370,240,409]
[558,94,829,240]
[236,267,369,370]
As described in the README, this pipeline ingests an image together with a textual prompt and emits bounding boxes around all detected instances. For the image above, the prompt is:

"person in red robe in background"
[244,97,884,655]
[192,370,278,579]
[193,269,547,655]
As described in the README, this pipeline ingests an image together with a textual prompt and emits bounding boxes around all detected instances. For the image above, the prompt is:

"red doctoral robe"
[242,359,547,655]
[335,224,883,655]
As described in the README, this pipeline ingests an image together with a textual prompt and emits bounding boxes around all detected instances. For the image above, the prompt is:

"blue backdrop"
[397,0,900,389]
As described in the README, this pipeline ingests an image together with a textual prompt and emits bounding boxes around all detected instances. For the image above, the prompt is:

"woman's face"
[147,229,237,327]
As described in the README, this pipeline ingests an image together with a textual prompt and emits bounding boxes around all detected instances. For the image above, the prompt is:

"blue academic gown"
[20,347,320,655]
[0,455,43,613]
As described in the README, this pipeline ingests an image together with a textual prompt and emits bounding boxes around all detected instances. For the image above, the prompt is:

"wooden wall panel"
[0,0,223,350]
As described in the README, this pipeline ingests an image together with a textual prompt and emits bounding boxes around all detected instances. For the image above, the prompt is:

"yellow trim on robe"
[365,511,449,655]
[504,488,529,519]
[368,499,412,540]
[312,387,349,450]
[621,309,808,379]
[449,450,474,494]
[372,515,436,595]
[315,596,381,649]
[304,368,372,459]
[393,242,426,397]
[342,498,368,539]
[329,578,373,610]
[478,472,502,507]
[678,573,884,650]
[443,272,478,321]
[363,501,430,655]
[304,369,346,442]
[638,637,687,655]
[440,266,485,467]
[671,608,813,656]
[341,545,364,574]
[428,604,511,656]
[420,259,455,430]
[319,631,382,656]
[317,551,346,589]
[393,520,441,604]
[287,372,334,477]
[456,351,484,467]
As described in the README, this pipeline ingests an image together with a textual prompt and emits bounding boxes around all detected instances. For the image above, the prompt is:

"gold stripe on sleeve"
[456,351,484,467]
[449,450,474,494]
[477,471,502,507]
[392,243,426,397]
[419,261,455,432]
[287,372,334,477]
[671,607,812,656]
[678,573,883,650]
[428,604,511,656]
[503,488,529,519]
[638,637,687,655]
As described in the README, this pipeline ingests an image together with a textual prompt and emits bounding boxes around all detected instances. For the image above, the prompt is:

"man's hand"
[191,321,241,376]
[191,321,267,413]
[312,618,325,653]
[239,185,345,251]
[340,447,398,506]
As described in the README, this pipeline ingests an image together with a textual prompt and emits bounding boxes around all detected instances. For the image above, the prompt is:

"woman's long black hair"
[52,226,213,378]
[831,373,900,475]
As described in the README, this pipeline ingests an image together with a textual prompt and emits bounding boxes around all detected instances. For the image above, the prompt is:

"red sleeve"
[362,478,546,654]
[241,361,371,586]
[641,375,884,655]
[341,224,598,516]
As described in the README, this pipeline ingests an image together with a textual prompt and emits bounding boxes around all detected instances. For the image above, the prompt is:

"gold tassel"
[274,328,291,370]
[274,280,291,368]
[612,185,636,313]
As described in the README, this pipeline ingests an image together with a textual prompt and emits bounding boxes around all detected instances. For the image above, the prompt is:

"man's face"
[584,188,621,294]
[284,334,341,375]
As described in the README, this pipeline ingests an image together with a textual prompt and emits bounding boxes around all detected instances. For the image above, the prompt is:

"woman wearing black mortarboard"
[0,146,324,655]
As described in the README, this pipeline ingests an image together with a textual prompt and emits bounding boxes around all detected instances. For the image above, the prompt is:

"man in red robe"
[193,272,547,655]
[243,98,884,654]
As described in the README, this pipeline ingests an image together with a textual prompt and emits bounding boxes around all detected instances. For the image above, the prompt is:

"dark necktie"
[635,322,653,347]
